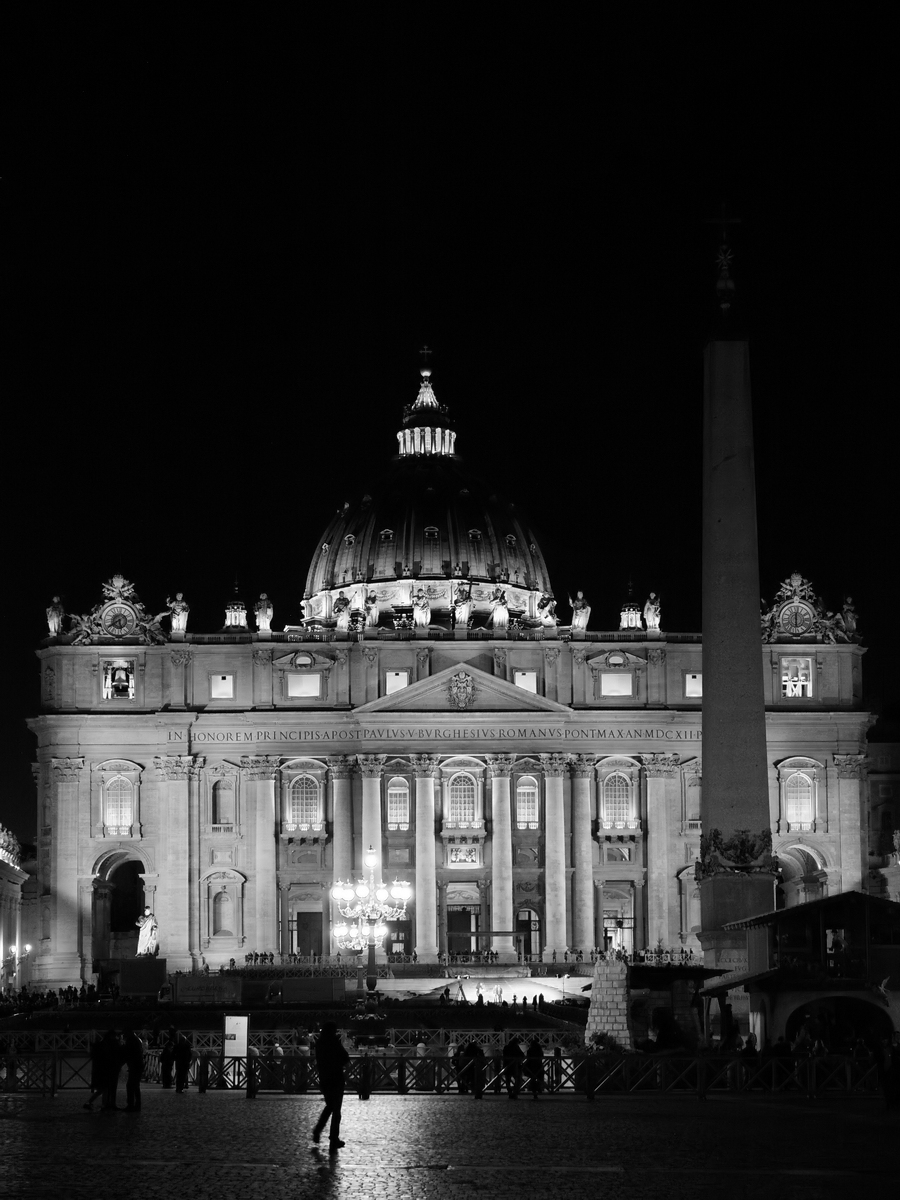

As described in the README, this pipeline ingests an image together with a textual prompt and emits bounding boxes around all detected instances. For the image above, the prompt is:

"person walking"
[160,1029,176,1088]
[525,1037,544,1100]
[174,1033,193,1093]
[123,1029,145,1112]
[312,1022,350,1153]
[98,1028,124,1111]
[502,1035,524,1099]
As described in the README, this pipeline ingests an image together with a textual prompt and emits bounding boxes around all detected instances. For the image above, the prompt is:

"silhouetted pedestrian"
[312,1022,349,1152]
[174,1033,193,1093]
[124,1029,144,1111]
[525,1037,544,1100]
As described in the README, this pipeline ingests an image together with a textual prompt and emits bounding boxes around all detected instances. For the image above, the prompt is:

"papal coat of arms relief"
[448,671,476,710]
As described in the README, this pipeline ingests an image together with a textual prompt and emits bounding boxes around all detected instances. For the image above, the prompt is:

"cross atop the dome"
[419,345,433,374]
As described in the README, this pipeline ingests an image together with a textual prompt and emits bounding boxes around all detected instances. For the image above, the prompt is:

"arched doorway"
[91,851,150,966]
[784,996,894,1051]
[516,907,541,959]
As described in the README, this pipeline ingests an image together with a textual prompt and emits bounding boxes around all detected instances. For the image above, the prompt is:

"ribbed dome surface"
[304,453,553,597]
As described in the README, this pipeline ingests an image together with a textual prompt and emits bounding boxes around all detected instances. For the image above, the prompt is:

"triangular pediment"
[354,663,572,715]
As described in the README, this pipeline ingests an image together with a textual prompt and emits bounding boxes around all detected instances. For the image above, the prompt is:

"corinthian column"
[154,754,194,971]
[487,755,516,962]
[642,754,679,948]
[50,758,84,981]
[328,757,354,884]
[569,755,596,953]
[241,756,280,956]
[411,754,440,962]
[357,756,386,880]
[542,754,568,957]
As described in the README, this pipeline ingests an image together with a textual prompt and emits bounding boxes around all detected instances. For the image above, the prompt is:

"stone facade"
[585,958,632,1049]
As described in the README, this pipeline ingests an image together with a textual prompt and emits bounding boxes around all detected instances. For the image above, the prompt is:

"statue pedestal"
[256,629,271,641]
[117,956,167,997]
[646,628,662,639]
[170,630,185,642]
[414,627,430,639]
[570,627,585,640]
[363,627,379,640]
[541,627,558,640]
[453,628,468,639]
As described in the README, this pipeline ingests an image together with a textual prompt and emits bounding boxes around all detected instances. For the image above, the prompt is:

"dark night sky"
[3,16,895,843]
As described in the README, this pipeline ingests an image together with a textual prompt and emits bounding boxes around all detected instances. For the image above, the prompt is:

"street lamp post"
[332,846,412,994]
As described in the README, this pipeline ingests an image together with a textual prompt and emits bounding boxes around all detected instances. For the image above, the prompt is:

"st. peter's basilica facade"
[27,367,870,984]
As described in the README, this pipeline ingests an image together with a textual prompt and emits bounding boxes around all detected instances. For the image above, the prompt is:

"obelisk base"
[697,872,776,972]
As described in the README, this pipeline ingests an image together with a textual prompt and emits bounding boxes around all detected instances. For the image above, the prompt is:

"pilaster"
[486,754,516,961]
[569,755,595,953]
[240,755,280,956]
[411,754,440,961]
[834,754,867,893]
[541,753,567,956]
[357,755,386,880]
[642,753,678,947]
[50,758,84,981]
[154,754,194,970]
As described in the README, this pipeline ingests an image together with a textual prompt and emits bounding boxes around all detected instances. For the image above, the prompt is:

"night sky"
[4,18,894,844]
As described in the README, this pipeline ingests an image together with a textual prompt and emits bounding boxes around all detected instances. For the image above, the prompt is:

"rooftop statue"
[364,590,379,627]
[537,592,557,627]
[46,596,65,636]
[254,593,273,632]
[333,591,351,632]
[569,590,591,631]
[489,586,509,631]
[452,583,472,628]
[643,593,661,631]
[413,589,431,628]
[167,592,190,632]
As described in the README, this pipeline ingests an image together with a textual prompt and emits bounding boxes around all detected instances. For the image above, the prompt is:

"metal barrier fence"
[1,1053,882,1100]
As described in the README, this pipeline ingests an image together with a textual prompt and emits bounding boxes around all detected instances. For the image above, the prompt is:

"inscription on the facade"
[167,725,701,744]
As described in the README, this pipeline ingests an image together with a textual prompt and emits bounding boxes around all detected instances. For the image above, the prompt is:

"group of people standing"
[448,1035,546,1099]
[84,1026,194,1112]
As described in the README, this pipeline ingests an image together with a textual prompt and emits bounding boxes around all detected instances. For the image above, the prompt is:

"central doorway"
[295,911,322,957]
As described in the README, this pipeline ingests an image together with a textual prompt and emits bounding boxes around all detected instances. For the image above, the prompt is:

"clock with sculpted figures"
[778,601,815,637]
[99,601,138,637]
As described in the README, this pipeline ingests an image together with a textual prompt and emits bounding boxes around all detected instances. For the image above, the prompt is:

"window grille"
[105,776,133,835]
[785,772,813,826]
[602,773,630,825]
[387,779,409,826]
[516,777,539,827]
[448,774,476,823]
[288,776,319,827]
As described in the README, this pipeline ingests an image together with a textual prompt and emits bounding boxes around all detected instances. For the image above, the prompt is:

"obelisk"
[698,231,776,974]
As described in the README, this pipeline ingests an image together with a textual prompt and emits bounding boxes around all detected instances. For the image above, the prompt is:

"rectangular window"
[781,656,813,698]
[513,670,538,694]
[287,673,322,698]
[385,670,409,694]
[600,672,633,697]
[604,844,632,863]
[210,674,234,699]
[684,673,703,697]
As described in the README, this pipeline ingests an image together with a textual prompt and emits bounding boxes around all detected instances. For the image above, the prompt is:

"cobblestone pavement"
[1,1086,896,1200]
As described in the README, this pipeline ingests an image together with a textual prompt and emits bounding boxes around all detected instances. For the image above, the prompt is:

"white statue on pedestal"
[364,590,379,627]
[490,586,509,631]
[537,593,557,627]
[167,593,190,632]
[254,593,273,631]
[333,591,351,631]
[136,906,159,957]
[46,596,65,636]
[453,583,472,628]
[643,593,661,630]
[413,590,431,627]
[569,591,591,630]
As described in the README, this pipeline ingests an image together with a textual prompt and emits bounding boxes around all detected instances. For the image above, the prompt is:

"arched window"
[288,776,320,829]
[387,778,410,828]
[105,776,134,836]
[516,777,539,828]
[211,779,235,827]
[785,772,814,828]
[602,773,630,826]
[448,773,476,824]
[213,890,233,936]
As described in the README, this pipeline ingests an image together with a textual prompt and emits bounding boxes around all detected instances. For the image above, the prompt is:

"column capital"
[357,754,386,778]
[641,753,680,778]
[153,754,195,781]
[486,754,516,777]
[240,755,281,781]
[188,756,206,781]
[568,754,597,778]
[51,757,84,780]
[540,753,568,778]
[834,753,866,779]
[327,755,355,780]
[410,754,441,777]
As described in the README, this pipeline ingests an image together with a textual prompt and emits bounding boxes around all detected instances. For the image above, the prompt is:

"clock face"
[780,602,814,636]
[101,602,137,637]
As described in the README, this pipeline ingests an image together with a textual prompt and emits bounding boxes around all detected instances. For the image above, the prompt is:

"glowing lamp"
[375,884,389,903]
[355,882,369,898]
[363,845,377,871]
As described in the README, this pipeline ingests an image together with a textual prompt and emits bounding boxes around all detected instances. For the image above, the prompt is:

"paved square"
[1,1087,895,1200]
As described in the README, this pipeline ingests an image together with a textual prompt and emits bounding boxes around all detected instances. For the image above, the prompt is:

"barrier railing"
[0,1052,883,1100]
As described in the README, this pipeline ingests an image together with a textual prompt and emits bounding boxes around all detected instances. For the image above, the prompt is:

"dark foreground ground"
[1,1086,896,1200]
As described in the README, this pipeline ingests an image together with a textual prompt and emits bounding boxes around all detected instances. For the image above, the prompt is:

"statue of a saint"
[643,593,661,631]
[842,597,858,638]
[46,596,65,636]
[254,593,273,631]
[333,591,351,631]
[364,590,379,627]
[413,590,431,628]
[490,586,509,631]
[568,591,590,630]
[135,906,159,957]
[453,583,472,628]
[167,593,190,632]
[537,593,557,626]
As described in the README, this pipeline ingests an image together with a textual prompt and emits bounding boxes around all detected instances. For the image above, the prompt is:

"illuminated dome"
[302,365,554,629]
